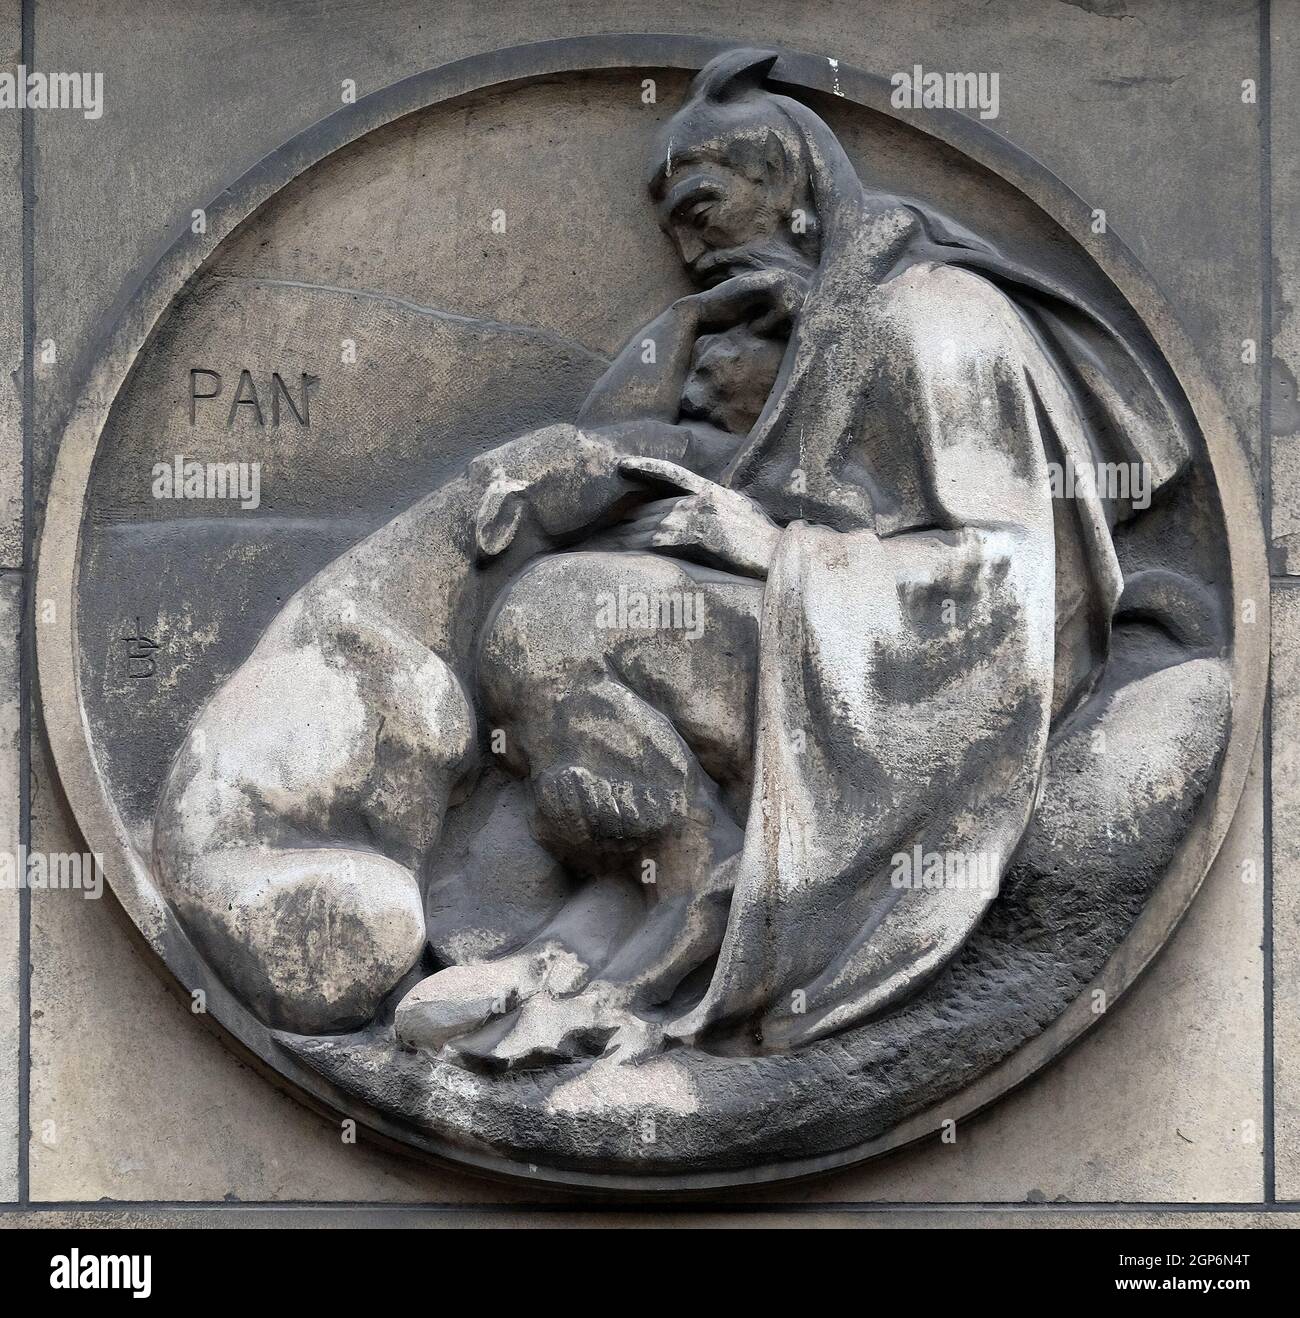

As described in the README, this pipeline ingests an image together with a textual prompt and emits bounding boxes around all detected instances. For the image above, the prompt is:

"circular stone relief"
[38,38,1267,1190]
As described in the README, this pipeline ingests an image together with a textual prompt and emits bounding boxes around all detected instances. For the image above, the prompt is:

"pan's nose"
[675,228,707,268]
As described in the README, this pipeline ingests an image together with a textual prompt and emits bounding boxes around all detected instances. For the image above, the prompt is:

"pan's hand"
[688,268,809,335]
[614,456,781,579]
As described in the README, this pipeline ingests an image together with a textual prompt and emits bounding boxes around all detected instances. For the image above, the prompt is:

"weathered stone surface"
[1,1205,1296,1229]
[1271,0,1300,570]
[0,0,22,1203]
[30,42,1246,1184]
[22,724,1264,1205]
[26,733,540,1203]
[763,738,1266,1204]
[0,2,21,570]
[31,1,1261,503]
[1271,586,1300,1199]
[0,576,19,1201]
[15,0,1270,1207]
[25,742,1263,1206]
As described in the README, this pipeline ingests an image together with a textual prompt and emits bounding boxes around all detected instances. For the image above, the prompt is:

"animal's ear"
[690,48,779,104]
[474,468,528,561]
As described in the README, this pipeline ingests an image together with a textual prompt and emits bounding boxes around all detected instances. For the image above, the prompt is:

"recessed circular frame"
[37,34,1267,1193]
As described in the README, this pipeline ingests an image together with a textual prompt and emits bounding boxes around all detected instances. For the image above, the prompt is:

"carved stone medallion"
[37,37,1267,1190]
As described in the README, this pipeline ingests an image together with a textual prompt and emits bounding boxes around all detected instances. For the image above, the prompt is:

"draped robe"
[665,107,1191,1050]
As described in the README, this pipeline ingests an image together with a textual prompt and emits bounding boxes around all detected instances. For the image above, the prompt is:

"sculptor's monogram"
[122,618,161,681]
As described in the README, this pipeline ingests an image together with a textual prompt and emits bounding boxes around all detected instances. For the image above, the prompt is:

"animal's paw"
[441,980,663,1072]
[395,942,589,1052]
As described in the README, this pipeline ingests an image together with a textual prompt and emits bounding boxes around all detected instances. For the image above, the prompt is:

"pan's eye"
[671,185,720,230]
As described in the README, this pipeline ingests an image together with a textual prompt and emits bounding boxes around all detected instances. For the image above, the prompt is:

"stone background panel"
[1,0,1288,1222]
